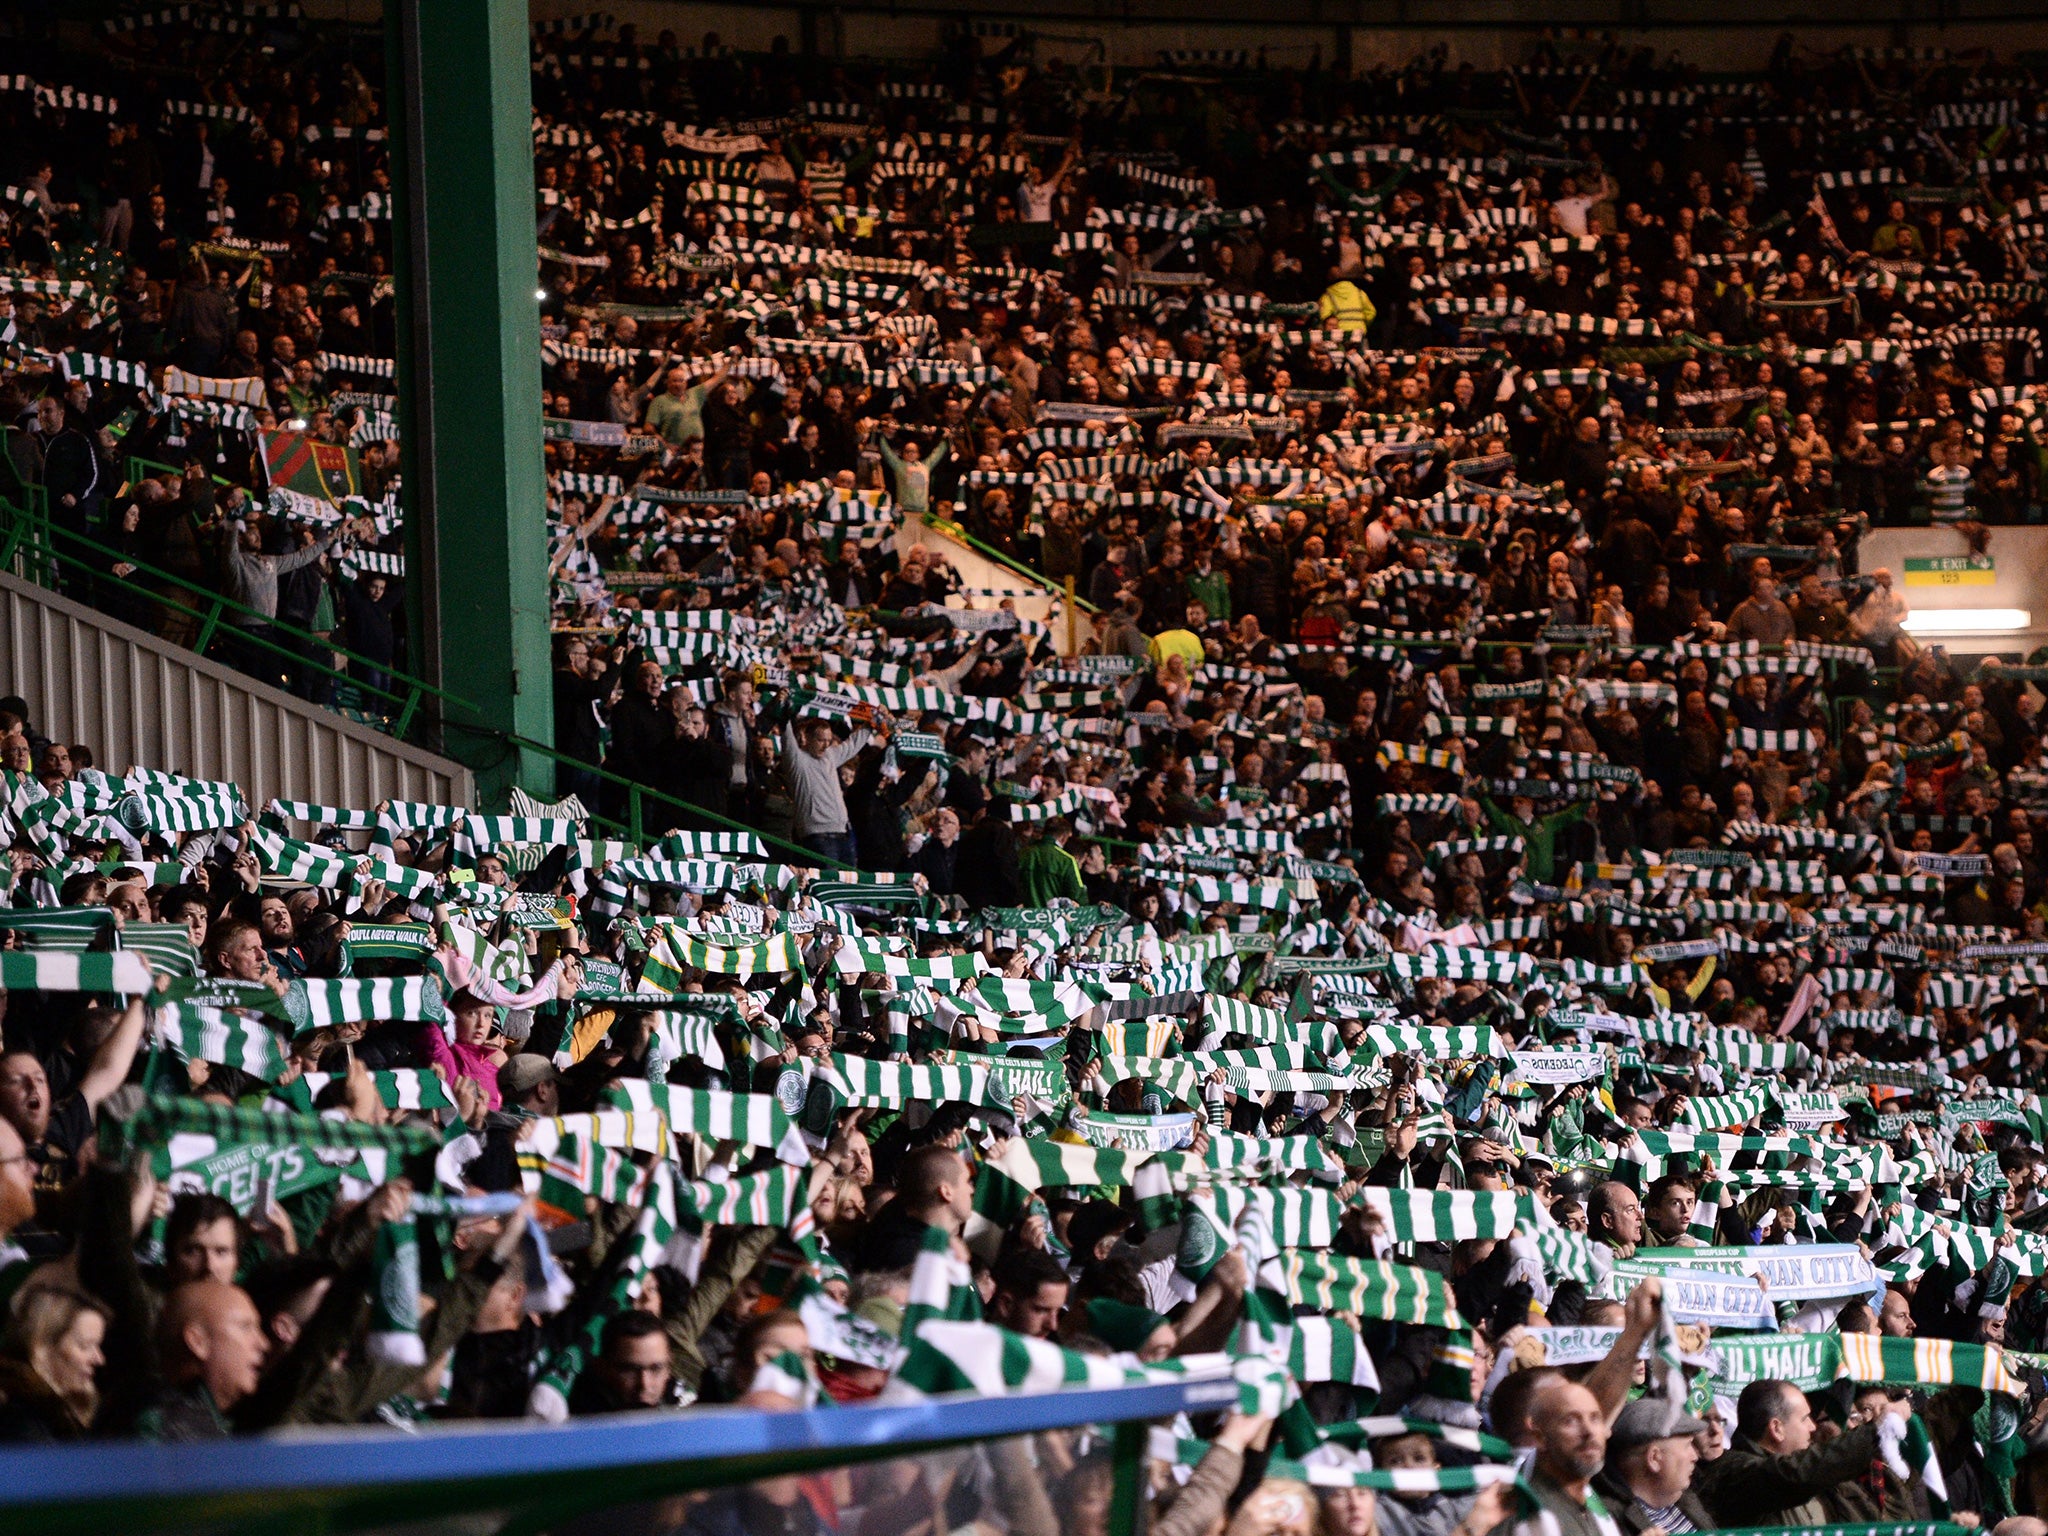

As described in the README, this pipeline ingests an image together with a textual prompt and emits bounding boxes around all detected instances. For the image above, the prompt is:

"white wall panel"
[0,573,472,808]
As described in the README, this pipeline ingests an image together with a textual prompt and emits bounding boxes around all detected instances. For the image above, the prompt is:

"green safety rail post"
[1109,1421,1147,1534]
[0,484,52,587]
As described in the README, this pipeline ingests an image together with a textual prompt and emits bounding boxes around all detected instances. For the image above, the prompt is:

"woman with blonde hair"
[0,1287,108,1440]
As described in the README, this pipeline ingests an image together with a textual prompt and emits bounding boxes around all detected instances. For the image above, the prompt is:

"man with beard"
[1516,1381,1617,1536]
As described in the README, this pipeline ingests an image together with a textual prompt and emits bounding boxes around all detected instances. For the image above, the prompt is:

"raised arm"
[78,988,149,1114]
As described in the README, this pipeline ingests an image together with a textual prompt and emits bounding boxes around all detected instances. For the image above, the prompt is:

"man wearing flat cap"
[1593,1399,1712,1535]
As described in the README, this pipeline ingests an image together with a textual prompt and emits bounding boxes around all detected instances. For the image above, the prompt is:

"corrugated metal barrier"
[0,570,471,808]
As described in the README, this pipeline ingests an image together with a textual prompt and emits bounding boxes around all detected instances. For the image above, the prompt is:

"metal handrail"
[921,513,1102,615]
[122,454,238,493]
[0,497,846,859]
[0,500,478,741]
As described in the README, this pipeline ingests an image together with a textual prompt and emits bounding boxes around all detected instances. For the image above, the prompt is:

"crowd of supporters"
[4,8,2048,1536]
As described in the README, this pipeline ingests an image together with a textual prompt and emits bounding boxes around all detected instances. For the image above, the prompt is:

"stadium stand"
[3,11,2048,1536]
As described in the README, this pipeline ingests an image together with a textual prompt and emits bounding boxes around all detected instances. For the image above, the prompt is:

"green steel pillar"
[387,0,553,807]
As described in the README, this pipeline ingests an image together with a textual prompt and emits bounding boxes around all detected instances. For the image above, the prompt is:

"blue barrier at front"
[0,1377,1239,1536]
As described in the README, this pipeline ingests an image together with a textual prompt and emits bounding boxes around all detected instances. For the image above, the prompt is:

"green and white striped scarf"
[1287,1315,1382,1389]
[1701,1031,1813,1075]
[1529,1221,1613,1286]
[285,977,446,1036]
[290,1069,454,1113]
[373,801,464,847]
[901,1220,983,1342]
[153,1004,287,1081]
[1269,1249,1463,1328]
[1680,1084,1774,1130]
[1200,994,1293,1042]
[449,814,582,867]
[116,922,202,978]
[603,1081,808,1164]
[676,1162,806,1230]
[650,829,771,861]
[352,853,437,903]
[888,1318,1230,1399]
[15,799,108,862]
[0,905,113,951]
[124,778,246,834]
[264,799,377,831]
[436,916,531,995]
[523,1110,673,1165]
[831,937,984,980]
[1389,948,1535,984]
[1710,1331,2025,1397]
[530,1133,649,1219]
[641,926,802,986]
[1319,1416,1517,1460]
[1351,1025,1505,1061]
[1511,1048,1609,1085]
[1200,1132,1342,1178]
[823,1053,991,1111]
[589,859,795,920]
[342,922,436,962]
[1356,1188,1528,1245]
[250,821,354,889]
[1200,1185,1343,1250]
[0,950,151,992]
[1067,1108,1195,1152]
[970,1138,1151,1236]
[973,975,1099,1027]
[108,1092,441,1164]
[642,1010,728,1077]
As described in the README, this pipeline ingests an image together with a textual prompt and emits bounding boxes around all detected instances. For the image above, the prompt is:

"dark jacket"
[681,1488,829,1536]
[443,1322,542,1419]
[339,575,399,665]
[134,1380,234,1441]
[908,834,959,896]
[39,425,102,529]
[605,693,673,783]
[1592,1469,1714,1536]
[0,1358,92,1441]
[666,1226,779,1395]
[554,669,610,765]
[666,731,735,819]
[1692,1422,1882,1529]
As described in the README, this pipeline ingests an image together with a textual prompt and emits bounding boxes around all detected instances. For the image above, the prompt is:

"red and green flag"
[261,428,361,505]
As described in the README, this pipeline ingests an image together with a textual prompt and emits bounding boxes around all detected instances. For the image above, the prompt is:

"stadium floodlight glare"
[1900,608,2031,635]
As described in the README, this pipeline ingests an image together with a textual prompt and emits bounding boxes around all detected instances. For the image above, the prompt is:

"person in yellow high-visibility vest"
[1317,270,1376,336]
[1147,628,1204,673]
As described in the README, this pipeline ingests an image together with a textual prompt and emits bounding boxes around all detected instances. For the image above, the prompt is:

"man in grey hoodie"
[781,716,871,866]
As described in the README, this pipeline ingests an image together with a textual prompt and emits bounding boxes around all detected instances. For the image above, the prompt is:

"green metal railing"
[124,454,237,492]
[922,514,1100,616]
[0,494,853,864]
[0,497,474,742]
